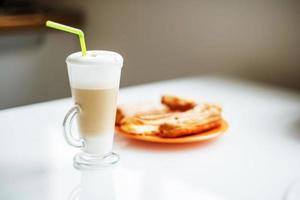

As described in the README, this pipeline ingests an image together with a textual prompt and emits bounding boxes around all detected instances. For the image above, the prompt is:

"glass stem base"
[73,152,119,170]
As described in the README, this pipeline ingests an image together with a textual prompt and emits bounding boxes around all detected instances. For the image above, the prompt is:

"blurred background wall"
[0,33,76,109]
[0,0,299,109]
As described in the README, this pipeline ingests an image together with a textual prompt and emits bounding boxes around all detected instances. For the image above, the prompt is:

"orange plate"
[115,120,228,144]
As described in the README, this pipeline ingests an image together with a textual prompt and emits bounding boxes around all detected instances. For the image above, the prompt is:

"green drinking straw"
[46,21,87,56]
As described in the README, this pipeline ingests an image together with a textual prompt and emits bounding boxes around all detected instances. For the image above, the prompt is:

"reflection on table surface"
[0,163,226,200]
[70,166,226,200]
[69,168,115,200]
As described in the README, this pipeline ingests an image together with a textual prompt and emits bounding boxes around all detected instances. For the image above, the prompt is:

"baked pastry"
[159,106,222,137]
[117,97,223,138]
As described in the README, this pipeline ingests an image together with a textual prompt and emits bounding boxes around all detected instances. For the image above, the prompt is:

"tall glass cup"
[63,50,123,169]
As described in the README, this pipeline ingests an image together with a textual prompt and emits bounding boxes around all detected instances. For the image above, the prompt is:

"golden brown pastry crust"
[161,95,197,111]
[160,119,221,137]
[159,115,222,138]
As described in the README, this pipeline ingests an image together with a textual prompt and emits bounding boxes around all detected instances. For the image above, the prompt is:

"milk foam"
[66,50,123,89]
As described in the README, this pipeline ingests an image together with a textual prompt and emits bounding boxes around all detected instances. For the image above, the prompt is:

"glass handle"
[62,104,85,148]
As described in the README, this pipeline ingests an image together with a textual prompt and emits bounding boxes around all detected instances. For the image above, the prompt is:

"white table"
[0,76,300,200]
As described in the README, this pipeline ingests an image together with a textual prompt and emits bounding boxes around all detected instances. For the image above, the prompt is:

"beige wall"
[61,0,300,88]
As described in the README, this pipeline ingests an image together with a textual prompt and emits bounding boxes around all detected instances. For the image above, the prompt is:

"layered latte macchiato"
[64,50,123,168]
